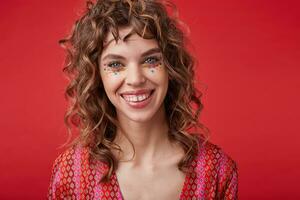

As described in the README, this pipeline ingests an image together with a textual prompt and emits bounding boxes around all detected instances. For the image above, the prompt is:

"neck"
[114,108,174,165]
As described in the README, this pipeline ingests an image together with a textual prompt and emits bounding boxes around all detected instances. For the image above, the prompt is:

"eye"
[144,56,160,64]
[107,61,123,68]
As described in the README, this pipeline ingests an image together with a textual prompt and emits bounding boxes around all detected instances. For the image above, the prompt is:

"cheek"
[142,61,163,74]
[100,71,124,95]
[143,65,169,85]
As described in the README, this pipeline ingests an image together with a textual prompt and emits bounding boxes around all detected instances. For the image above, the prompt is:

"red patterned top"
[48,140,238,199]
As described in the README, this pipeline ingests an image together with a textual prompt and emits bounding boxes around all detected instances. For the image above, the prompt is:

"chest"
[115,166,186,200]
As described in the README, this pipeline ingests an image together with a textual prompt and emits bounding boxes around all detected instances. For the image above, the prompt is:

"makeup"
[142,56,162,73]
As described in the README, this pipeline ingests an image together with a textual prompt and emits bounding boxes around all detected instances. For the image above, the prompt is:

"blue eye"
[108,61,123,68]
[144,56,160,64]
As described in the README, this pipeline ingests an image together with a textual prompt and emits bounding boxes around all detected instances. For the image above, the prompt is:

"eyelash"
[143,56,161,64]
[106,56,161,70]
[107,61,123,68]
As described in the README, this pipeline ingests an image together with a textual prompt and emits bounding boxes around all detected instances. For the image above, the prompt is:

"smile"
[123,94,149,102]
[120,89,155,108]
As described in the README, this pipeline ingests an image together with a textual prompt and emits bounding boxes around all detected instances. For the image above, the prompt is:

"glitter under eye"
[103,61,126,74]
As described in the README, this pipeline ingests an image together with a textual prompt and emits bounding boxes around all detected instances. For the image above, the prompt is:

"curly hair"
[60,0,209,183]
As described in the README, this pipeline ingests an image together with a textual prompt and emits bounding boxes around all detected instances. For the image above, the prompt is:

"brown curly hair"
[60,0,209,183]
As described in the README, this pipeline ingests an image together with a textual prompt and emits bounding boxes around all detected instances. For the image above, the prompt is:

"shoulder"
[198,140,237,173]
[192,139,238,198]
[51,144,89,168]
[47,144,96,198]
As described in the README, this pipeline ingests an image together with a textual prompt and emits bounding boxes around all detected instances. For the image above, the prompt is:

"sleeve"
[223,160,238,200]
[47,147,78,199]
[211,144,238,200]
[47,154,64,199]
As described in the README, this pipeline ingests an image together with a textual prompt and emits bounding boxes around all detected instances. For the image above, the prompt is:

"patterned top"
[48,140,238,199]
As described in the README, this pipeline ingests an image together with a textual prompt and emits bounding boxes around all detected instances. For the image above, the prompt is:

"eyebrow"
[103,30,135,49]
[101,47,162,62]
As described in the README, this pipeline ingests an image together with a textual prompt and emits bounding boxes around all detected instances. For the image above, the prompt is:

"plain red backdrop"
[1,0,299,199]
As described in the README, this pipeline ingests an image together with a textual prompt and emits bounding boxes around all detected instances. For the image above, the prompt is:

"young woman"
[48,0,238,199]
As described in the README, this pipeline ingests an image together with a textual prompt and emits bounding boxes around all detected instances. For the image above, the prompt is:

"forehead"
[101,27,160,58]
[103,26,132,47]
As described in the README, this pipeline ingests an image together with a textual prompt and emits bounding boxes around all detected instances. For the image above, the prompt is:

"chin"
[119,110,157,123]
[116,104,165,125]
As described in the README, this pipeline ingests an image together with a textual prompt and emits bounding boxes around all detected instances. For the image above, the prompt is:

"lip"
[120,89,155,109]
[120,89,154,96]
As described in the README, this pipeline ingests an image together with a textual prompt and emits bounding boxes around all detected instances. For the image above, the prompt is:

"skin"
[99,26,186,200]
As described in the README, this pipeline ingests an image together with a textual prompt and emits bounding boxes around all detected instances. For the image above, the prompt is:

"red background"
[1,0,299,199]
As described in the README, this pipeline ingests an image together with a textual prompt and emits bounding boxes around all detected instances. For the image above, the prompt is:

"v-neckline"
[112,169,190,200]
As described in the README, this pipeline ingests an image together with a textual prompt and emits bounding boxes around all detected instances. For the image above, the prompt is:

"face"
[99,27,169,123]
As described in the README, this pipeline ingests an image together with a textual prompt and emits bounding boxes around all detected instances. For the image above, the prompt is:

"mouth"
[120,89,155,103]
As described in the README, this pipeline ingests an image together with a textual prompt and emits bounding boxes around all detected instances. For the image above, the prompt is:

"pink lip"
[120,89,155,109]
[126,95,153,109]
[120,89,154,95]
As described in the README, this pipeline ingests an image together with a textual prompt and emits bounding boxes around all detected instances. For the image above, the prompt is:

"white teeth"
[122,93,151,102]
[138,95,144,101]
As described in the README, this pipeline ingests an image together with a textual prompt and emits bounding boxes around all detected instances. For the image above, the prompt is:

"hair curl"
[60,0,209,183]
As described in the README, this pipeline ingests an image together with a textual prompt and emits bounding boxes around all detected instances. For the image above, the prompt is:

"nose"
[125,63,146,86]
